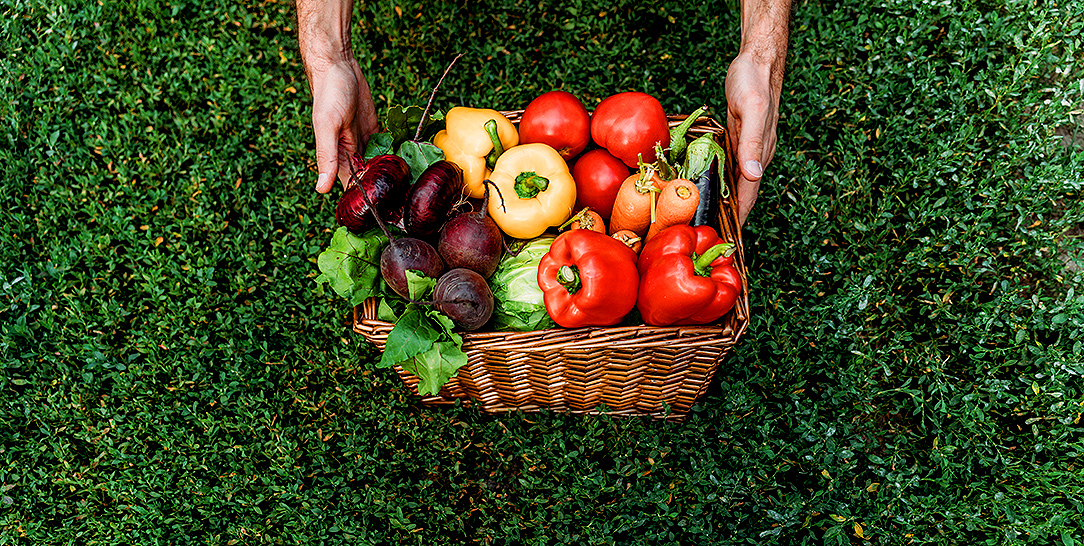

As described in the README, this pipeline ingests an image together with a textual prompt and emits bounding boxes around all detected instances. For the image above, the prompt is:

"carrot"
[645,179,700,242]
[608,166,664,237]
[559,207,607,233]
[611,229,643,254]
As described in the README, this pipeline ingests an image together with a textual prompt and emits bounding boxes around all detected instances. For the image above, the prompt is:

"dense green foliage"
[2,0,1082,544]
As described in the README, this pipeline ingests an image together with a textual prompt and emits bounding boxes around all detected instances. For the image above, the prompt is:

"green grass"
[2,0,1083,544]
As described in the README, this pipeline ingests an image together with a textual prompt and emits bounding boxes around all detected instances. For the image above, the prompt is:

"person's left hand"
[726,51,783,226]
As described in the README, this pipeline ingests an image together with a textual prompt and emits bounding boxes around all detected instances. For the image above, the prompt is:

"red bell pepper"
[538,229,640,328]
[636,224,742,326]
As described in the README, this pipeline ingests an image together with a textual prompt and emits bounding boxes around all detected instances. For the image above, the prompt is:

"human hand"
[310,59,380,193]
[726,50,782,226]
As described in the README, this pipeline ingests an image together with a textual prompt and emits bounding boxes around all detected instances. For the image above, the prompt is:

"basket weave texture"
[353,112,750,420]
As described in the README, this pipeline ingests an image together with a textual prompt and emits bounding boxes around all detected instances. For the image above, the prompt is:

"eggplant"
[403,160,465,237]
[691,155,720,227]
[335,154,411,233]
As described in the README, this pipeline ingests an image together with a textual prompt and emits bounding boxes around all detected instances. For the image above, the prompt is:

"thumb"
[736,129,766,183]
[312,113,340,194]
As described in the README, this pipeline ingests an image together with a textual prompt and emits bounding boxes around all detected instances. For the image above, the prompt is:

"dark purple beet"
[380,237,446,299]
[438,203,504,278]
[433,268,494,331]
[336,154,411,233]
[404,160,465,237]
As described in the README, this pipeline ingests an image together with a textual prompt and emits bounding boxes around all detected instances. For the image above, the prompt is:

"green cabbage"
[490,235,557,331]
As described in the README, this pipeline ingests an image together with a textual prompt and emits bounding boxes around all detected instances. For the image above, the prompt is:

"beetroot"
[433,268,494,331]
[437,184,504,278]
[404,160,465,237]
[336,154,410,233]
[380,238,446,299]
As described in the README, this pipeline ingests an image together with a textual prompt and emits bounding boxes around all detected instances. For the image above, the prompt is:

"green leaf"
[427,307,463,346]
[363,132,395,160]
[386,105,444,148]
[377,298,401,322]
[378,304,469,395]
[397,140,445,183]
[399,340,468,396]
[378,305,439,369]
[417,110,445,143]
[315,227,388,305]
[405,269,437,300]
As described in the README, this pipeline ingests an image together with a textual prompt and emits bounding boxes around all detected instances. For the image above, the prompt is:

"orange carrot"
[611,230,643,254]
[608,166,664,237]
[645,179,700,242]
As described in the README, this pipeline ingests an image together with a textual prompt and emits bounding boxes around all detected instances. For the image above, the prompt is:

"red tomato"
[570,148,631,222]
[590,92,670,168]
[518,90,591,160]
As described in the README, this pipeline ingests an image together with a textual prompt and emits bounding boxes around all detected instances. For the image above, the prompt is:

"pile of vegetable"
[316,89,741,395]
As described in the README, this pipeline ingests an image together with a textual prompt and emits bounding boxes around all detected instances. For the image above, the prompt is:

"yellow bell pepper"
[486,143,577,239]
[433,107,519,198]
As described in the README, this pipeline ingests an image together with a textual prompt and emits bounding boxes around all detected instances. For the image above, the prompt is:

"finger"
[312,111,341,194]
[736,174,760,227]
[735,102,770,183]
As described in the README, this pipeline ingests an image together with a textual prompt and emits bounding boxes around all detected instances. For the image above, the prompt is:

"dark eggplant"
[691,155,720,227]
[404,160,465,237]
[336,154,411,233]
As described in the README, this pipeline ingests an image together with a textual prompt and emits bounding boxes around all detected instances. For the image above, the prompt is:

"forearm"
[296,0,355,81]
[738,0,792,88]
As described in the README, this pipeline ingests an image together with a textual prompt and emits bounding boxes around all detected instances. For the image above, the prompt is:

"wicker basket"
[353,112,750,420]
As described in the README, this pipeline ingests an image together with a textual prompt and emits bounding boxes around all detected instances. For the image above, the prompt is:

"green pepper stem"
[484,119,505,169]
[514,171,549,199]
[557,265,582,294]
[692,243,735,274]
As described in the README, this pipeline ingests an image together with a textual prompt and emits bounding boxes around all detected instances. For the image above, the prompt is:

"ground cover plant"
[1,0,1083,544]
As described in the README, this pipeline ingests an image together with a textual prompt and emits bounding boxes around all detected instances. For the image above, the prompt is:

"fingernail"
[316,172,328,191]
[745,160,763,178]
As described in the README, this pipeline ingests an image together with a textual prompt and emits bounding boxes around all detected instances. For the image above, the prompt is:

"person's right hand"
[310,59,380,193]
[725,50,782,226]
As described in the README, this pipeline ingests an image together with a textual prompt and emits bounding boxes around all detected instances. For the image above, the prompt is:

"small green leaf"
[377,298,401,322]
[427,307,463,346]
[405,270,437,300]
[400,340,468,396]
[385,105,426,147]
[363,132,395,160]
[378,305,439,368]
[397,140,445,183]
[315,227,388,305]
